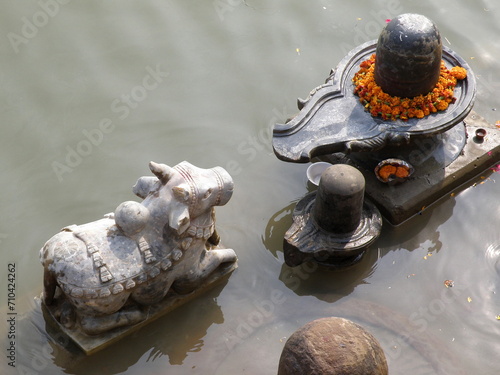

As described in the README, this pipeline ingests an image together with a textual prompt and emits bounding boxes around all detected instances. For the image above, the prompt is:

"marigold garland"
[352,54,467,121]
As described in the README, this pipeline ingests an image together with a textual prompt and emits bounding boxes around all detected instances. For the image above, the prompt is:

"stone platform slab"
[42,262,237,355]
[323,111,500,225]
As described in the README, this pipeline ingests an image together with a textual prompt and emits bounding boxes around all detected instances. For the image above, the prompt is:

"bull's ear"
[133,176,158,199]
[149,161,174,182]
[172,185,191,202]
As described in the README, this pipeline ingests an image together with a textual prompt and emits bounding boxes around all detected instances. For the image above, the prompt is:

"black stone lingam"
[283,164,382,268]
[313,164,365,234]
[374,13,442,98]
[272,15,475,162]
[275,13,500,248]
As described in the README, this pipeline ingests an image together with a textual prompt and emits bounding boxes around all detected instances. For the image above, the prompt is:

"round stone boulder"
[278,317,388,375]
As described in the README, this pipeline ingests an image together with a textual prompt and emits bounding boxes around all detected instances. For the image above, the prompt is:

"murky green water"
[1,1,499,374]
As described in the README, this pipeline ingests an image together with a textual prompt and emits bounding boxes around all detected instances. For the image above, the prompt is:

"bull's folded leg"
[42,268,57,305]
[79,306,147,335]
[172,248,237,294]
[60,300,76,329]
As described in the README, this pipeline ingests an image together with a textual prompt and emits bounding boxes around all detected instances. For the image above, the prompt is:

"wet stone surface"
[278,317,388,375]
[39,161,238,353]
[374,13,443,98]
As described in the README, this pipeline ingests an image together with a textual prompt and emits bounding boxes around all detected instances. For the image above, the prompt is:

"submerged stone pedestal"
[42,262,236,355]
[323,111,500,224]
[283,164,382,267]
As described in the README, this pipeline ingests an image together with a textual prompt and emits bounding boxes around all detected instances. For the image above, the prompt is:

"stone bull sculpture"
[40,161,237,335]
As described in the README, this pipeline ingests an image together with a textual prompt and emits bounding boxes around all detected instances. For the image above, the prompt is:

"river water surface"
[1,1,500,374]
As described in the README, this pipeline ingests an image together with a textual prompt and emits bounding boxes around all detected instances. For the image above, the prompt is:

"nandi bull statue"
[40,161,237,340]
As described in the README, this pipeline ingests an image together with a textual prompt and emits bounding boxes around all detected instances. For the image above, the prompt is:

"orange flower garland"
[352,54,467,121]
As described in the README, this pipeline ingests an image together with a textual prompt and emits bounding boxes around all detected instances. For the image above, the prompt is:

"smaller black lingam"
[283,164,382,268]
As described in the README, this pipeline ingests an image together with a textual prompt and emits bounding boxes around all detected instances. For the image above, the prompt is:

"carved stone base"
[42,262,237,355]
[283,192,382,267]
[272,41,475,162]
[323,111,500,224]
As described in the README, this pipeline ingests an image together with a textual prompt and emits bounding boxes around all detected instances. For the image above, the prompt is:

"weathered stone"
[278,317,388,375]
[40,161,238,341]
[283,164,382,268]
[329,111,500,224]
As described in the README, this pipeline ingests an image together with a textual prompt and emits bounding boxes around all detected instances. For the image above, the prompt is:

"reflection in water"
[11,283,229,374]
[485,241,500,276]
[143,290,225,366]
[377,191,455,253]
[2,1,500,374]
[262,201,295,259]
[213,286,470,374]
[259,191,473,374]
[263,200,383,299]
[66,284,227,374]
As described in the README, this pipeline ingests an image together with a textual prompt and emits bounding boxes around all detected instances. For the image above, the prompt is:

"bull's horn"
[149,161,174,182]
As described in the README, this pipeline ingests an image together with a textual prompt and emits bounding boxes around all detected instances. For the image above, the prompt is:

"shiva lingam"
[40,161,237,354]
[283,164,382,268]
[274,14,500,265]
[273,14,475,162]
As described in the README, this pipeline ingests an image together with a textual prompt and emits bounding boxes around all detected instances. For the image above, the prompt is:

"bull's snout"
[169,206,190,234]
